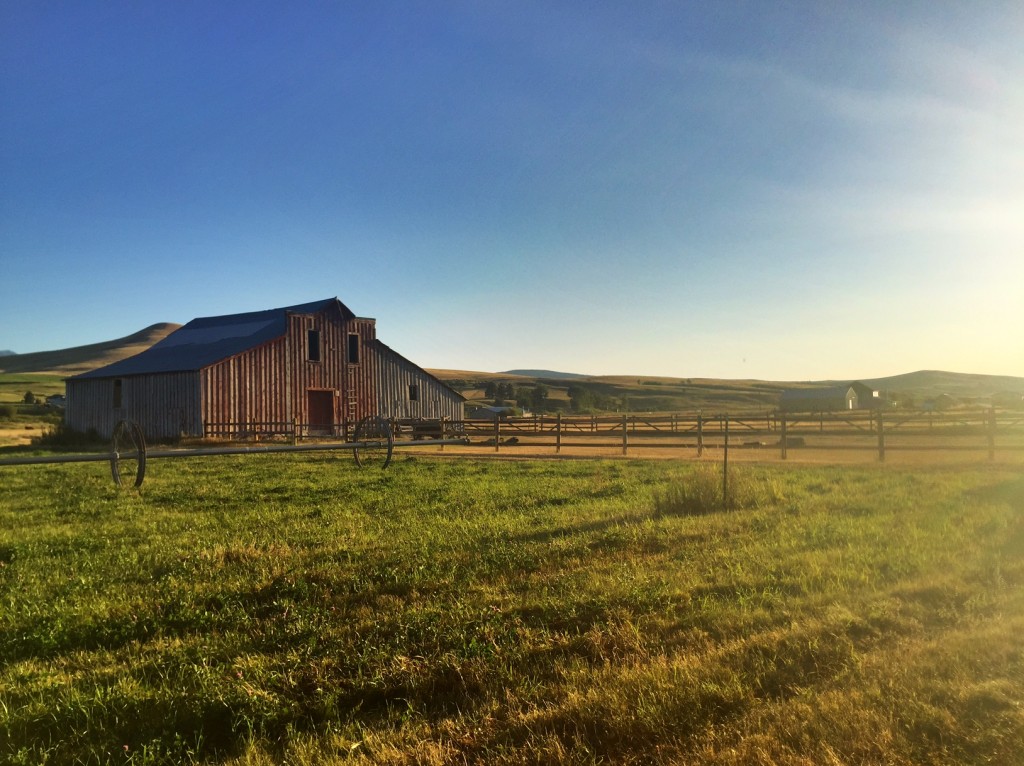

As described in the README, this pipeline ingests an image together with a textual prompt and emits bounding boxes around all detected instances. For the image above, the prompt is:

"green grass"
[0,373,65,404]
[1,455,1022,764]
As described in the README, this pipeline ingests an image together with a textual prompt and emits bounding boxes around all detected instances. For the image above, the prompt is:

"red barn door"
[307,390,335,435]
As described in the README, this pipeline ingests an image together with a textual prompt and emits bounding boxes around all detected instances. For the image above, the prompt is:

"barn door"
[307,390,335,435]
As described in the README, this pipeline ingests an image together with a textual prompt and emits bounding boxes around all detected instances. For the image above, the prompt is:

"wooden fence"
[201,410,1024,461]
[454,409,1023,461]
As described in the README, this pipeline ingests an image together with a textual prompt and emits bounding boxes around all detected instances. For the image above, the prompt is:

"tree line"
[480,380,628,414]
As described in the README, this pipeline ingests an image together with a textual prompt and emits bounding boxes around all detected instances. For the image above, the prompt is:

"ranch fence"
[5,410,1021,490]
[201,409,1024,462]
[201,417,467,441]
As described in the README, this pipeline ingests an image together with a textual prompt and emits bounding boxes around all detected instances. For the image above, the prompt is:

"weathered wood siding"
[66,372,201,439]
[373,342,465,421]
[201,337,289,434]
[199,307,377,434]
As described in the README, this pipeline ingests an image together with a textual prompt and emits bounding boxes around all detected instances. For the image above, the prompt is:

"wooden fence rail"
[451,409,1022,461]
[199,409,1023,461]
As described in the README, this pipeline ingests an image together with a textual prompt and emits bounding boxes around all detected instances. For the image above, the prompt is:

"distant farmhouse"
[779,381,881,413]
[466,405,521,420]
[66,298,464,440]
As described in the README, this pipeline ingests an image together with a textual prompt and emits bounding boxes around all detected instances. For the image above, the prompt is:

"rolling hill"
[502,369,590,380]
[0,324,182,376]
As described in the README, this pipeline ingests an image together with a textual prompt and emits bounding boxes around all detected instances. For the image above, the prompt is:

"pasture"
[0,373,65,404]
[1,454,1022,764]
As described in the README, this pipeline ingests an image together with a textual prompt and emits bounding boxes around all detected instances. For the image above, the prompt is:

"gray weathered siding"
[373,342,464,421]
[67,372,201,439]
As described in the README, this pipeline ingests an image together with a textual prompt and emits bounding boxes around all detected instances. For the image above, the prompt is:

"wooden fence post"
[556,412,562,454]
[781,413,788,460]
[723,416,730,508]
[988,407,996,461]
[877,407,886,462]
[622,415,628,455]
[440,417,447,452]
[494,417,500,453]
[697,413,704,457]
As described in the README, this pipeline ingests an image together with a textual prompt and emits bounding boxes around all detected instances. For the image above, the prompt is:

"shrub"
[0,403,15,420]
[654,464,784,515]
[34,422,103,449]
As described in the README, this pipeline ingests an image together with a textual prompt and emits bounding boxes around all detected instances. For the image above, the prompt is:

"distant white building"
[779,385,858,413]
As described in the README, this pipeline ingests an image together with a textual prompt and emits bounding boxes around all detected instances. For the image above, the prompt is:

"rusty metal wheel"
[110,420,147,487]
[353,416,393,469]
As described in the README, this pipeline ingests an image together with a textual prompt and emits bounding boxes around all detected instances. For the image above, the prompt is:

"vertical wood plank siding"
[202,336,289,435]
[202,307,378,433]
[67,373,201,440]
[373,341,465,421]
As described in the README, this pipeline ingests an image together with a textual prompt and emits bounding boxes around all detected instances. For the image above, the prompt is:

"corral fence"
[370,409,1022,461]
[6,410,1020,491]
[199,409,1023,460]
[202,417,467,442]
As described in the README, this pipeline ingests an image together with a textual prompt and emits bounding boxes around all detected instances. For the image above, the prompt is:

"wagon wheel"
[110,420,147,487]
[353,416,394,469]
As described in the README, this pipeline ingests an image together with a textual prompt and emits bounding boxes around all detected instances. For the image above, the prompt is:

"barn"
[779,385,859,413]
[66,298,465,440]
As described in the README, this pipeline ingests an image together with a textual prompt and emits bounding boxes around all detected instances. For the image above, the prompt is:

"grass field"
[0,373,65,404]
[0,373,64,447]
[2,454,1023,764]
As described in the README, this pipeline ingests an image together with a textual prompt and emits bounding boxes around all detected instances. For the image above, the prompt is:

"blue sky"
[2,1,1022,380]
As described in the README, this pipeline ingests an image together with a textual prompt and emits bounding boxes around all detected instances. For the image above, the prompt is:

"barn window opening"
[409,384,419,401]
[307,329,321,362]
[113,379,123,408]
[348,333,360,364]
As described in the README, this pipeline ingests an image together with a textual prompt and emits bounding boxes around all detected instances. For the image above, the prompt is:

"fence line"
[472,409,1022,461]
[200,409,1023,461]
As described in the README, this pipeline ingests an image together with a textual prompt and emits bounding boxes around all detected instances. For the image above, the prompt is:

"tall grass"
[1,455,1022,764]
[653,463,784,514]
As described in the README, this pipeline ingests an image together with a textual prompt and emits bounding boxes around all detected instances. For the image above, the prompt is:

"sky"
[2,1,1022,381]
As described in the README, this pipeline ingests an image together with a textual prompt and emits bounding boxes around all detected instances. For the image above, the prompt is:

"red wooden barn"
[66,298,464,439]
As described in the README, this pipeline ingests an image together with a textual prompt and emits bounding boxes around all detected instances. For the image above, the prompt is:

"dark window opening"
[409,384,419,401]
[348,333,360,364]
[113,379,123,408]
[307,329,321,362]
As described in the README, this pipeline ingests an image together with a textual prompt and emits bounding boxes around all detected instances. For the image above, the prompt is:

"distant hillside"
[860,370,1024,399]
[503,369,590,380]
[0,350,15,357]
[433,368,1024,413]
[0,323,182,375]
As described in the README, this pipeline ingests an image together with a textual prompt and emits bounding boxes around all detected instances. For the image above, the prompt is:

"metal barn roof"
[72,298,354,379]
